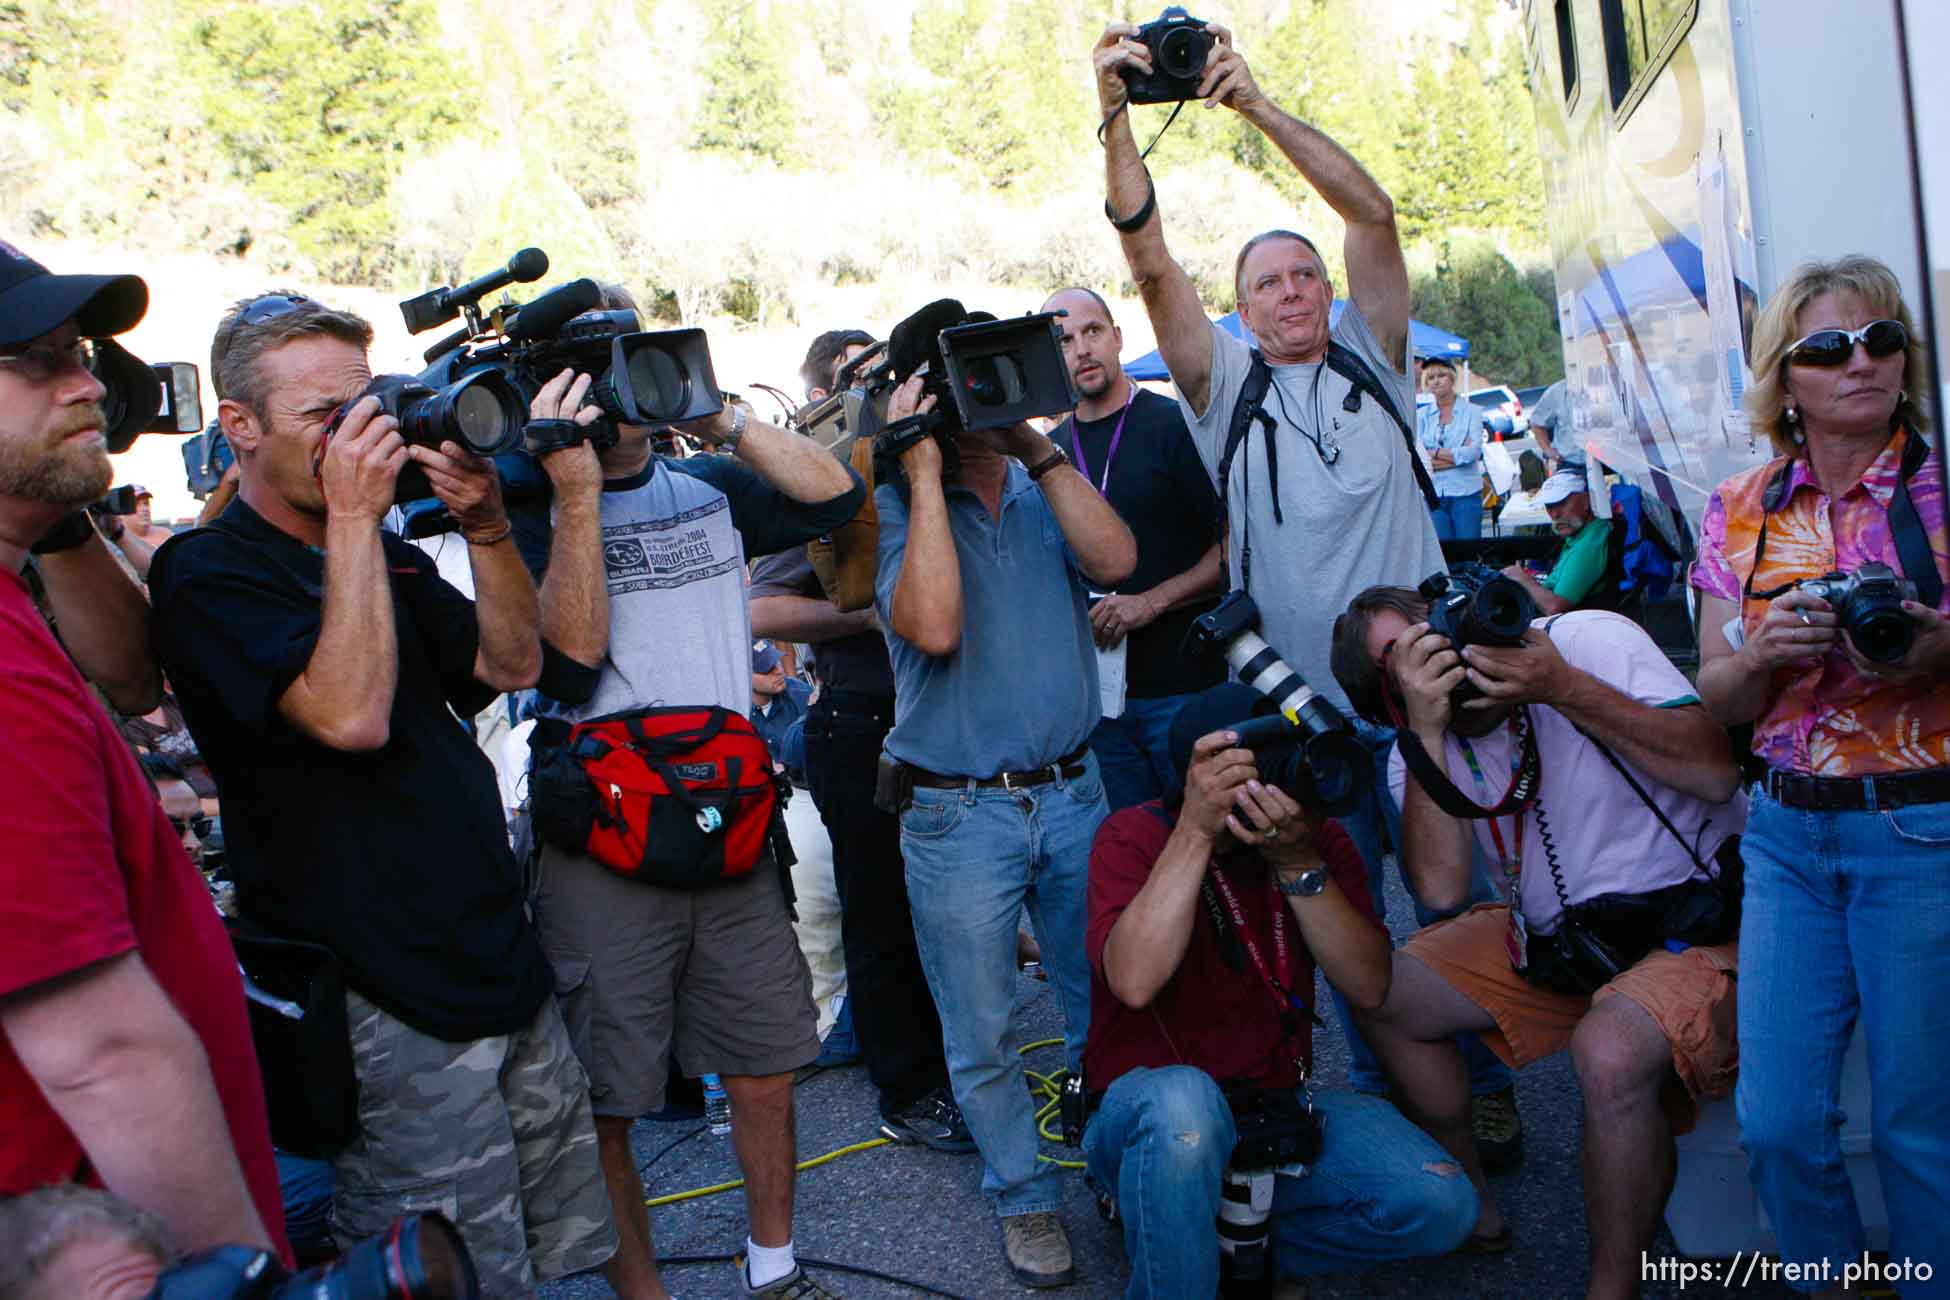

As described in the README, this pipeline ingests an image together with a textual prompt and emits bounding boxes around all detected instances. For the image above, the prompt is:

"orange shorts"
[1403,903,1739,1134]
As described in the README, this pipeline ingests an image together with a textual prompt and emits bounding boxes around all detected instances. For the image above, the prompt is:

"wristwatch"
[1276,866,1329,898]
[1027,443,1069,482]
[720,404,749,453]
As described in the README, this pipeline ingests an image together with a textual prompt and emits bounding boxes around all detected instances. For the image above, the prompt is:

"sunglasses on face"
[0,336,100,386]
[1785,319,1907,367]
[168,814,214,840]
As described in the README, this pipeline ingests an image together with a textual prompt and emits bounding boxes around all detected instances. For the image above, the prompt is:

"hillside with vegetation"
[2,0,1561,398]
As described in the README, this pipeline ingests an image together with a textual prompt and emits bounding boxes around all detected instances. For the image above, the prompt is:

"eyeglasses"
[168,813,214,840]
[1785,319,1907,367]
[0,336,99,385]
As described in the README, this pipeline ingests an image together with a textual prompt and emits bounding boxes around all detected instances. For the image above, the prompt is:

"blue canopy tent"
[1124,304,1470,381]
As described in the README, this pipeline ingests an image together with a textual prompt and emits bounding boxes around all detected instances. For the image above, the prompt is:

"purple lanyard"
[1069,383,1135,494]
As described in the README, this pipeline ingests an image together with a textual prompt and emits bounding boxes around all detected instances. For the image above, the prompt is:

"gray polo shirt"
[875,462,1100,776]
[1177,301,1446,712]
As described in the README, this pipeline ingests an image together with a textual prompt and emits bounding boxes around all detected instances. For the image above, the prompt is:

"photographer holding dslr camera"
[0,244,285,1265]
[1692,256,1950,1297]
[1081,682,1476,1299]
[1332,580,1745,1299]
[147,292,616,1297]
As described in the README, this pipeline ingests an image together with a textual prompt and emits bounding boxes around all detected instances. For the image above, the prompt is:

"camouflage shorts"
[330,990,618,1299]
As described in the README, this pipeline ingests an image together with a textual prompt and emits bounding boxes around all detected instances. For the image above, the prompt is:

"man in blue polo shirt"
[875,353,1135,1288]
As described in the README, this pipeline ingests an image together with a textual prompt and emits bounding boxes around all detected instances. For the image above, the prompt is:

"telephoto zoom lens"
[398,370,524,458]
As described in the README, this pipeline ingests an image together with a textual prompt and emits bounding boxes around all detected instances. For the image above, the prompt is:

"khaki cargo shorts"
[1404,903,1739,1134]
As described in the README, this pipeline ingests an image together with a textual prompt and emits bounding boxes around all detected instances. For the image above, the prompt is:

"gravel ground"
[540,863,1806,1300]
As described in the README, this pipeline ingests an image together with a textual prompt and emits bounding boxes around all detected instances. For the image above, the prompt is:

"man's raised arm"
[1095,23,1217,416]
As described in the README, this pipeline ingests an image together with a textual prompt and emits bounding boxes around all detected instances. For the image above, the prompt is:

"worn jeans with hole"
[1736,790,1950,1297]
[901,752,1105,1216]
[1082,1066,1478,1297]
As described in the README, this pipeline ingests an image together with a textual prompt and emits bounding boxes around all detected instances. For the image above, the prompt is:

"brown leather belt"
[909,744,1091,791]
[1764,764,1950,811]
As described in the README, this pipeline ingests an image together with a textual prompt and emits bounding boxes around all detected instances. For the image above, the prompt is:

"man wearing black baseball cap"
[0,241,291,1262]
[0,239,166,714]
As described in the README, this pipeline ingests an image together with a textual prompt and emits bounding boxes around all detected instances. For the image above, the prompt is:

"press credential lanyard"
[1206,867,1309,1073]
[1458,718,1531,969]
[1069,383,1136,494]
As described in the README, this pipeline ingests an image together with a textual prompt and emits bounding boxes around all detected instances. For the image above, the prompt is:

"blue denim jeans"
[1333,719,1511,1097]
[1430,493,1483,541]
[1083,1066,1477,1297]
[1736,790,1950,1297]
[901,751,1105,1216]
[1088,693,1196,812]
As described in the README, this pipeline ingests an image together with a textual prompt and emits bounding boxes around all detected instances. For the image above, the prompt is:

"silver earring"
[1785,406,1805,444]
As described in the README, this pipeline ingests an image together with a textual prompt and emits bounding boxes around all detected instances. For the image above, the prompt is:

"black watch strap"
[1104,174,1157,235]
[30,510,96,556]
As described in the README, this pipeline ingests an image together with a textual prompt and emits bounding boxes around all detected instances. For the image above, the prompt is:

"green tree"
[186,0,472,283]
[693,0,796,164]
[1412,235,1560,387]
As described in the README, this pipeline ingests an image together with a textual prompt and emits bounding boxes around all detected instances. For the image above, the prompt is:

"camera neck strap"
[1202,865,1312,1065]
[1394,705,1542,821]
[1743,428,1942,607]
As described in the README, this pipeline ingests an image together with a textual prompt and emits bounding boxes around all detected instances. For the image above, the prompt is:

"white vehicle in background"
[1518,0,1948,543]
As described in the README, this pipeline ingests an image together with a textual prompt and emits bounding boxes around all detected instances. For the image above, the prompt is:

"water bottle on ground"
[702,1074,732,1136]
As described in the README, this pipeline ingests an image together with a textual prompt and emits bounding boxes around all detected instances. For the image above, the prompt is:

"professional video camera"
[378,248,724,513]
[1785,562,1919,664]
[1419,562,1538,653]
[141,1211,476,1299]
[82,339,202,455]
[863,298,1079,484]
[1181,591,1368,815]
[1122,6,1215,104]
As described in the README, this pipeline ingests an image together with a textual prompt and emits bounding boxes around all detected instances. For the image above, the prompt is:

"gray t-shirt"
[1178,302,1446,711]
[537,456,864,723]
[875,463,1100,776]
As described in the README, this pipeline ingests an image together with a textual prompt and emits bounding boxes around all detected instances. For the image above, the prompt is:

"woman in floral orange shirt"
[1693,255,1950,1298]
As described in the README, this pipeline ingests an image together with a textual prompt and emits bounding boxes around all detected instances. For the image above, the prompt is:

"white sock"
[746,1237,796,1288]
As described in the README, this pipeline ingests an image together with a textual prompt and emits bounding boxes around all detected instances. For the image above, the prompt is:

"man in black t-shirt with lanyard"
[1042,287,1224,811]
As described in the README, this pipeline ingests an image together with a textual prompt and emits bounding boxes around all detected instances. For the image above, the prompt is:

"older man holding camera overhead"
[872,299,1134,1288]
[1092,10,1519,1163]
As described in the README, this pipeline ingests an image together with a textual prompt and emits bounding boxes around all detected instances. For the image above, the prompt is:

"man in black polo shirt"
[746,326,970,1153]
[1042,287,1224,810]
[148,293,614,1297]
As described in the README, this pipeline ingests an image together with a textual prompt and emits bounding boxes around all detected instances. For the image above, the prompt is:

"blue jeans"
[1334,718,1512,1098]
[1430,493,1482,541]
[275,1149,337,1261]
[1088,693,1196,812]
[1736,790,1950,1297]
[1083,1066,1477,1297]
[901,751,1105,1216]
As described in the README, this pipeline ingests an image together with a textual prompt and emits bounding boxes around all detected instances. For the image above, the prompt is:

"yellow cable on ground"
[645,1038,1086,1207]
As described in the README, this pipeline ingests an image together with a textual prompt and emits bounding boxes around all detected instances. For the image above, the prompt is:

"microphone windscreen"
[888,298,966,382]
[507,278,600,342]
[508,247,549,283]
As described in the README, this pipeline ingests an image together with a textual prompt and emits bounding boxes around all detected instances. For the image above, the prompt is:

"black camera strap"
[1743,428,1942,606]
[1395,705,1541,821]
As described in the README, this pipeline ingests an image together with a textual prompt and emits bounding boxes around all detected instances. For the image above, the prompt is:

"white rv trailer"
[1518,0,1948,539]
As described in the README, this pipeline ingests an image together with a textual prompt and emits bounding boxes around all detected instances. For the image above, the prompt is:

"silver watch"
[1277,866,1329,898]
[720,404,749,452]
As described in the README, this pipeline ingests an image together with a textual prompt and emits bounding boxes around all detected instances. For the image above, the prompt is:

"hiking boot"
[1000,1211,1075,1288]
[879,1086,977,1153]
[1471,1087,1524,1175]
[743,1261,843,1298]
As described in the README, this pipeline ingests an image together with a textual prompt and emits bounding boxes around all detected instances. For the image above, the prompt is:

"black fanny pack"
[225,916,360,1159]
[1521,839,1742,997]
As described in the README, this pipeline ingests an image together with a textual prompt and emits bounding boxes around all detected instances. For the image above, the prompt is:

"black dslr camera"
[1419,563,1538,652]
[144,1212,477,1299]
[865,298,1078,485]
[1122,6,1215,104]
[1796,562,1919,664]
[1182,591,1368,815]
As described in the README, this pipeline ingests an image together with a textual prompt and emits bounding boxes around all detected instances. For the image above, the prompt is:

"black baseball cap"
[0,238,147,348]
